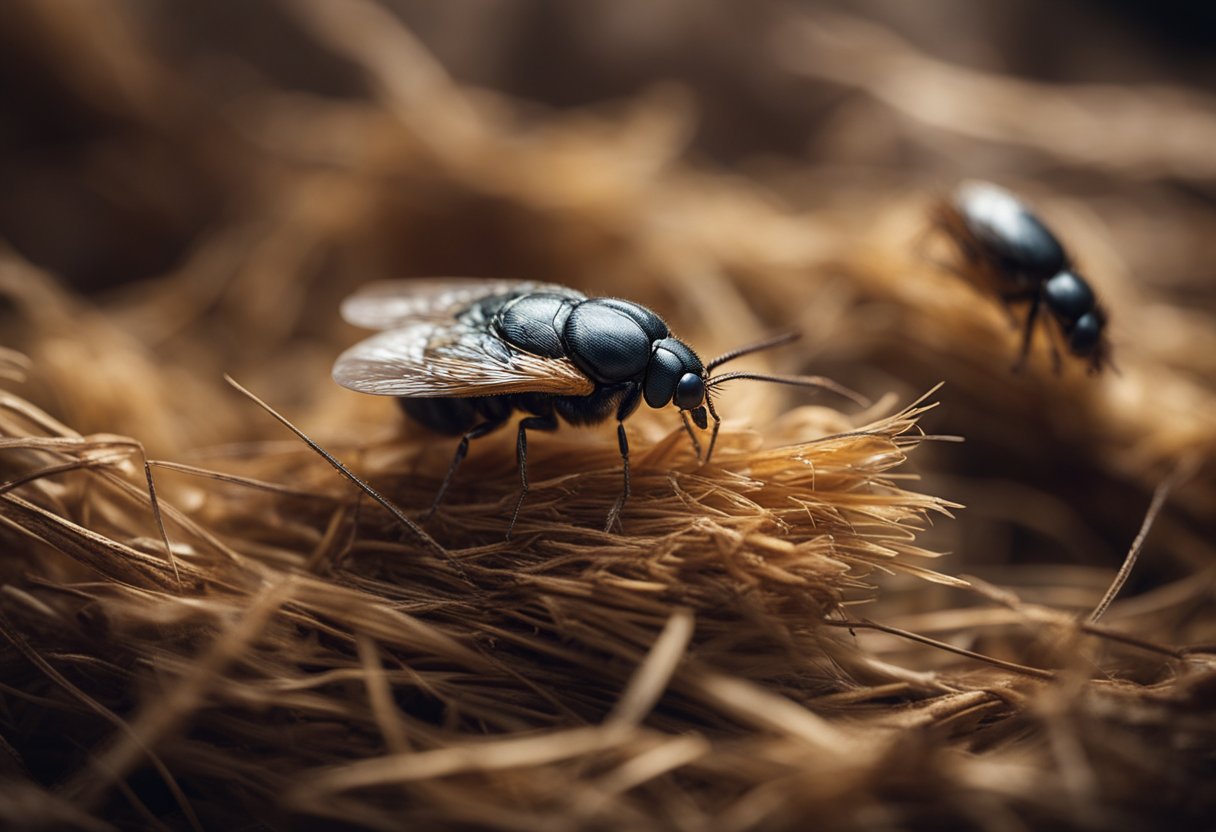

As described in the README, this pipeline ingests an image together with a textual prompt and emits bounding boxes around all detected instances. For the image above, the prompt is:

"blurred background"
[5,0,1216,289]
[2,0,1214,598]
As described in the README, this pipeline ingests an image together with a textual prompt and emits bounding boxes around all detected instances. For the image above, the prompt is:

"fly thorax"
[563,299,668,383]
[1043,271,1095,325]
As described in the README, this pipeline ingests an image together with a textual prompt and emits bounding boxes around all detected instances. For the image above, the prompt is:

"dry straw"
[2,1,1215,830]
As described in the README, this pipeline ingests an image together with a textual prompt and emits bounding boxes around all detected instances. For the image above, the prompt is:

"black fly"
[333,279,862,536]
[930,181,1111,373]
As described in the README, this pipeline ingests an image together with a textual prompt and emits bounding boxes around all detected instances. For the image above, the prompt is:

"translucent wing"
[341,278,583,330]
[333,280,596,398]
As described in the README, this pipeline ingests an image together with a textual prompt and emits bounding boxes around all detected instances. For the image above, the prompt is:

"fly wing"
[333,323,595,397]
[341,278,584,331]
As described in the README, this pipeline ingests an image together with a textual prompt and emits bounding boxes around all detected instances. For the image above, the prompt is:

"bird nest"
[2,2,1215,830]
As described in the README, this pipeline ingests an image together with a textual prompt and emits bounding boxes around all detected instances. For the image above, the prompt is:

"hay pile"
[2,2,1214,829]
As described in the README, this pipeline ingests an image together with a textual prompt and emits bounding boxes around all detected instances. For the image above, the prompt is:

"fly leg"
[1042,314,1066,374]
[997,286,1038,330]
[507,409,559,539]
[1012,291,1043,374]
[426,419,506,519]
[604,386,643,533]
[680,411,702,462]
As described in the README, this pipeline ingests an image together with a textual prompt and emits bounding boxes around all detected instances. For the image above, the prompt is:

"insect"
[930,181,1110,373]
[333,279,861,536]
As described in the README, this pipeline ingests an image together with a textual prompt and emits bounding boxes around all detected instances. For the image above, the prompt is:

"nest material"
[2,1,1216,830]
[0,369,956,827]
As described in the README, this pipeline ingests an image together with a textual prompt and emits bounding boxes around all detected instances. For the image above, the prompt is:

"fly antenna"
[706,331,801,372]
[705,372,870,408]
[222,376,463,577]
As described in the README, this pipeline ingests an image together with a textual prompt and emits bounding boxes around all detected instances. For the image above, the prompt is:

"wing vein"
[334,280,594,398]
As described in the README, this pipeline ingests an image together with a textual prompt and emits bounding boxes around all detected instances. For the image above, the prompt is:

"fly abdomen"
[401,394,532,435]
[399,397,483,435]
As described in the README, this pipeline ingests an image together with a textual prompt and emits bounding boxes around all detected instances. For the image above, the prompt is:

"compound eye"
[674,373,705,410]
[1068,312,1102,355]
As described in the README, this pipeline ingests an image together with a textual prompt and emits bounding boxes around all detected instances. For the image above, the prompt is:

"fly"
[930,181,1111,373]
[333,278,863,536]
